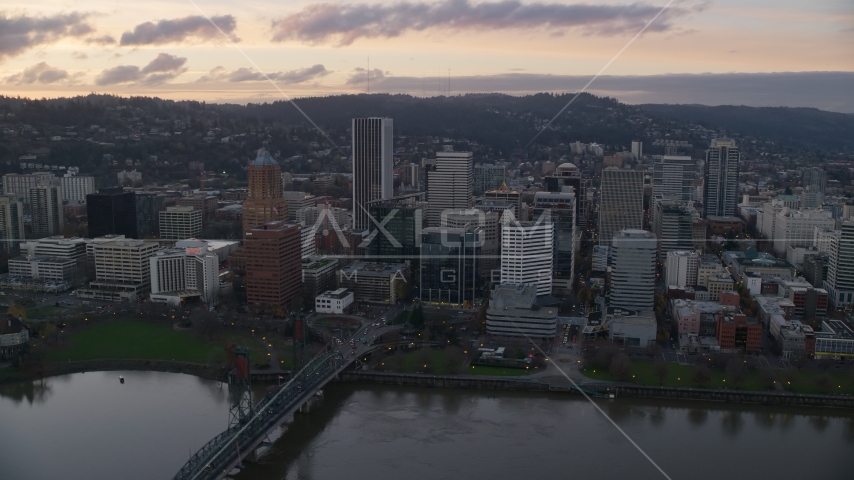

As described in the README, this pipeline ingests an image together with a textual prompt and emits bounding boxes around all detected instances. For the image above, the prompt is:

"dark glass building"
[419,226,483,308]
[86,188,138,238]
[363,196,424,261]
[135,192,164,239]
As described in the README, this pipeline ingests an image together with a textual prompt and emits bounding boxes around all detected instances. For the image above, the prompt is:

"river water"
[1,372,852,480]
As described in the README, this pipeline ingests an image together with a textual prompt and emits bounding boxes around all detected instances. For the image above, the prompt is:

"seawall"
[339,371,854,408]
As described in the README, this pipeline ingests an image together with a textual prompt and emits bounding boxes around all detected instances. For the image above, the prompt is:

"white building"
[76,239,160,301]
[427,149,474,226]
[501,221,554,296]
[8,256,77,282]
[813,227,839,255]
[117,169,142,184]
[610,229,656,311]
[159,206,202,240]
[60,174,95,204]
[149,243,219,306]
[665,250,698,288]
[315,288,354,314]
[631,141,643,160]
[772,209,834,256]
[2,172,56,204]
[352,117,393,231]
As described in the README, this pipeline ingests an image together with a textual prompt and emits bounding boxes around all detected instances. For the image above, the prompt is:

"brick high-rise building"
[242,150,287,233]
[244,221,302,309]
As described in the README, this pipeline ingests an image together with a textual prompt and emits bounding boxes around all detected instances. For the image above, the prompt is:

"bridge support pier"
[244,448,259,463]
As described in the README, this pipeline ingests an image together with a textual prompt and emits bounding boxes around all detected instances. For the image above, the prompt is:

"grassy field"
[581,359,776,391]
[377,347,465,375]
[46,319,268,366]
[466,365,533,376]
[781,370,854,395]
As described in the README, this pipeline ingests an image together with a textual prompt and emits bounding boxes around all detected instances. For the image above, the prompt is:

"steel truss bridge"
[172,350,347,480]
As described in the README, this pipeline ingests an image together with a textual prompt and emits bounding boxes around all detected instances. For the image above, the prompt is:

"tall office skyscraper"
[352,117,393,231]
[87,188,138,239]
[135,192,164,239]
[703,138,740,218]
[29,185,64,238]
[544,162,590,228]
[474,164,505,195]
[653,156,695,202]
[802,167,827,209]
[242,150,288,233]
[244,221,302,309]
[532,190,576,295]
[631,141,643,160]
[610,229,656,311]
[501,221,554,296]
[599,167,644,246]
[0,194,24,251]
[825,220,854,308]
[426,149,474,226]
[653,199,695,263]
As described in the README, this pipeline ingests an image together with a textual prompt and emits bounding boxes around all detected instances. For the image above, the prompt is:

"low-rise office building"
[338,262,409,305]
[485,283,558,338]
[315,288,354,314]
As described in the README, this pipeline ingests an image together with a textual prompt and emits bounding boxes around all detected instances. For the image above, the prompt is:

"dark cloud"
[4,62,69,84]
[271,0,697,46]
[94,65,141,85]
[0,12,94,60]
[119,15,238,46]
[356,71,854,113]
[95,53,187,86]
[345,67,386,85]
[85,35,116,46]
[140,53,187,74]
[71,51,88,60]
[197,64,329,83]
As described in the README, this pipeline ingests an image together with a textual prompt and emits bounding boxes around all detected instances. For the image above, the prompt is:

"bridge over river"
[172,322,402,480]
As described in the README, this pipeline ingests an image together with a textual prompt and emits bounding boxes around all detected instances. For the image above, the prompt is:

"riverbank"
[339,371,854,408]
[0,359,228,385]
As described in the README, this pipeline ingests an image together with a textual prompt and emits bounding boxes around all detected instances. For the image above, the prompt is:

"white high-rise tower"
[352,117,393,231]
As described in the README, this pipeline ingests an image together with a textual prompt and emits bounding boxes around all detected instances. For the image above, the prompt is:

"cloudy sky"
[1,0,852,110]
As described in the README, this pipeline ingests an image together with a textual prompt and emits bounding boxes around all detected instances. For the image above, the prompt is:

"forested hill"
[638,104,854,151]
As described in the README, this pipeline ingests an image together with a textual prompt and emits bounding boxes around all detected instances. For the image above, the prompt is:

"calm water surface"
[1,372,852,480]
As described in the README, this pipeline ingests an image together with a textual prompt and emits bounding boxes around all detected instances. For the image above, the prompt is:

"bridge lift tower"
[228,346,253,429]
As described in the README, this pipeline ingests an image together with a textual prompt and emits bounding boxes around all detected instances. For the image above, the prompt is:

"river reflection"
[236,385,853,480]
[1,375,852,480]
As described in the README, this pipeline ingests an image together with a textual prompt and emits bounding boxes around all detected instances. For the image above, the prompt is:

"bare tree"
[692,365,712,386]
[609,353,633,381]
[653,359,669,385]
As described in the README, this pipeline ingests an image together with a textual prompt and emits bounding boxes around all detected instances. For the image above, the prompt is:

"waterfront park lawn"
[581,359,775,391]
[466,365,534,377]
[46,319,268,365]
[581,359,854,394]
[375,346,466,375]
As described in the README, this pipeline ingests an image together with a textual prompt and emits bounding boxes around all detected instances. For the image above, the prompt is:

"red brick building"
[716,314,762,353]
[242,150,288,233]
[244,221,302,309]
